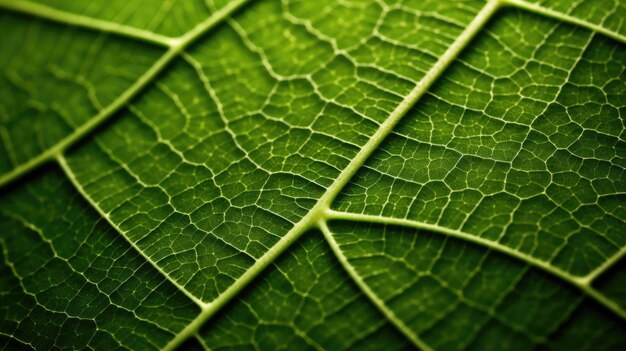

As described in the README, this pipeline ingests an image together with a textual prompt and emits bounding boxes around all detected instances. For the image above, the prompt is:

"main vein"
[0,0,623,190]
[0,0,253,189]
[160,1,502,349]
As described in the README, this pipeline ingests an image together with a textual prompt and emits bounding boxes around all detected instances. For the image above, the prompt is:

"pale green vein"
[56,154,209,310]
[503,0,626,44]
[319,220,432,351]
[581,245,626,285]
[195,335,211,351]
[0,0,253,189]
[159,1,503,349]
[0,0,174,47]
[1,211,182,337]
[324,209,626,320]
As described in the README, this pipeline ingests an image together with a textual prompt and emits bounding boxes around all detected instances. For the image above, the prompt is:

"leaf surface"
[1,0,625,350]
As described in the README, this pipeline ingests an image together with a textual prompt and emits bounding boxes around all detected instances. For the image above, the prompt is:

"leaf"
[0,0,625,350]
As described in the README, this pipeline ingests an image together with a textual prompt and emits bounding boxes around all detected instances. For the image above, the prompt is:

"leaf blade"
[1,0,625,350]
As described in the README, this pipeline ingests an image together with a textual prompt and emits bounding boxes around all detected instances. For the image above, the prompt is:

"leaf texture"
[0,0,625,350]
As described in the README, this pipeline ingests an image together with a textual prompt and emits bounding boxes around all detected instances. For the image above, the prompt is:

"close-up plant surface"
[0,0,625,350]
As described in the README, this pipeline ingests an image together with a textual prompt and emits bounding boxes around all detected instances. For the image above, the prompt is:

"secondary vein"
[56,154,210,310]
[319,220,433,351]
[2,0,623,348]
[0,0,174,47]
[502,0,626,44]
[324,209,626,320]
[0,0,254,189]
[0,0,622,190]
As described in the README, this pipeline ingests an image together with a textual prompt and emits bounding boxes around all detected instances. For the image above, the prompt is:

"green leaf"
[1,0,625,350]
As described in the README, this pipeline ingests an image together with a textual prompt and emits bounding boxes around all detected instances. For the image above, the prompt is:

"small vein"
[158,1,504,348]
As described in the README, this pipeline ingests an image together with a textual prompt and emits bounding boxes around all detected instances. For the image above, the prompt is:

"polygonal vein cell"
[506,0,626,39]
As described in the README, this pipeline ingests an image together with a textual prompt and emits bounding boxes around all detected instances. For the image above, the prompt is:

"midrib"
[161,1,502,349]
[1,0,624,349]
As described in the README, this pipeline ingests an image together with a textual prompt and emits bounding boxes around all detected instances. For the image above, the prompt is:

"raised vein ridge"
[319,220,433,351]
[137,0,626,346]
[0,0,623,188]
